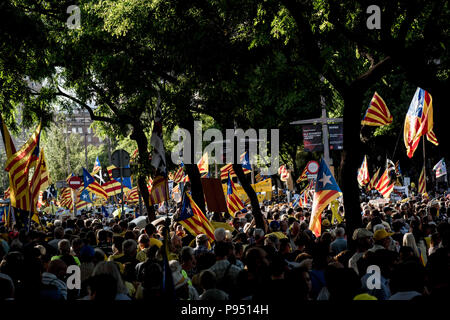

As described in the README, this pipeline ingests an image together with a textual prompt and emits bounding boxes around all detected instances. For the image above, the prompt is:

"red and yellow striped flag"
[404,88,439,158]
[4,123,41,211]
[226,173,244,217]
[357,155,370,187]
[375,169,395,199]
[127,187,139,203]
[29,149,49,214]
[173,166,184,183]
[368,168,380,191]
[361,92,393,126]
[177,192,215,243]
[296,166,308,183]
[278,165,289,182]
[418,166,426,194]
[148,175,169,205]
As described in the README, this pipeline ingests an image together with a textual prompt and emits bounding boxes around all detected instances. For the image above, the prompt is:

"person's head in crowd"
[334,250,352,268]
[352,228,373,251]
[144,223,157,238]
[138,234,150,251]
[91,261,128,297]
[87,274,117,301]
[279,238,291,255]
[112,236,124,254]
[214,228,226,243]
[57,239,71,256]
[232,218,241,231]
[390,260,426,297]
[269,220,280,232]
[47,259,67,281]
[214,241,233,261]
[244,247,270,275]
[53,227,64,240]
[122,239,137,258]
[254,228,265,243]
[224,230,233,243]
[373,229,394,249]
[180,246,196,272]
[71,237,83,256]
[195,234,208,249]
[325,265,361,300]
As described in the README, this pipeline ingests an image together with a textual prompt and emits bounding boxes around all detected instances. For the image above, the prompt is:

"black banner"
[302,125,323,152]
[329,123,343,150]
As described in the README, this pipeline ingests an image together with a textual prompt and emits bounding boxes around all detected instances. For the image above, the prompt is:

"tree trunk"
[340,88,364,249]
[130,125,156,221]
[233,163,265,230]
[178,111,207,214]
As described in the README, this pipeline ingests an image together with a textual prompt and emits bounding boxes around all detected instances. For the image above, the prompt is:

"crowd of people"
[0,193,449,301]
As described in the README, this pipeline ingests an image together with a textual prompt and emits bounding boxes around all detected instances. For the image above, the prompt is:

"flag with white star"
[176,192,215,243]
[80,189,92,203]
[309,159,341,237]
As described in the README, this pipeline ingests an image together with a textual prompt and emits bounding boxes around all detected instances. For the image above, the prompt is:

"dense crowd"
[0,194,449,301]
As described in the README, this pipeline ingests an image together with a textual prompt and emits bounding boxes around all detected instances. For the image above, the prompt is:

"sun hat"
[373,229,394,241]
[352,228,373,240]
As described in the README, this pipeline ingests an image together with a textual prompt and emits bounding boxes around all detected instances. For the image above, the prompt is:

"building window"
[87,136,92,142]
[72,127,76,133]
[78,127,83,133]
[87,127,91,134]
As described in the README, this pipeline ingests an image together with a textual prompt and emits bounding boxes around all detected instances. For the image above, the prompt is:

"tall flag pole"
[309,159,341,237]
[361,92,393,126]
[404,87,439,158]
[418,166,426,195]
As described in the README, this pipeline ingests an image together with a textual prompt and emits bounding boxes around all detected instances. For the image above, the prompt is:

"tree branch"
[56,87,115,123]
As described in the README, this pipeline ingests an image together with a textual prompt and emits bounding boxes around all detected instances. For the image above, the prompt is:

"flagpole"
[423,136,426,194]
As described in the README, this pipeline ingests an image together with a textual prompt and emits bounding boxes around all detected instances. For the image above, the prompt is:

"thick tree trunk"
[185,163,206,214]
[179,111,207,214]
[233,163,265,230]
[130,125,156,221]
[340,89,364,249]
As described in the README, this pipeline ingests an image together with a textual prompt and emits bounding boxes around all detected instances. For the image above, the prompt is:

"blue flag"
[241,151,252,171]
[115,164,132,189]
[80,189,92,203]
[82,168,95,187]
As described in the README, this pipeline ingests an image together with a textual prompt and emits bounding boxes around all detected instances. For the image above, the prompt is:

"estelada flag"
[357,155,370,187]
[296,166,308,183]
[404,88,439,158]
[361,92,393,126]
[309,159,341,237]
